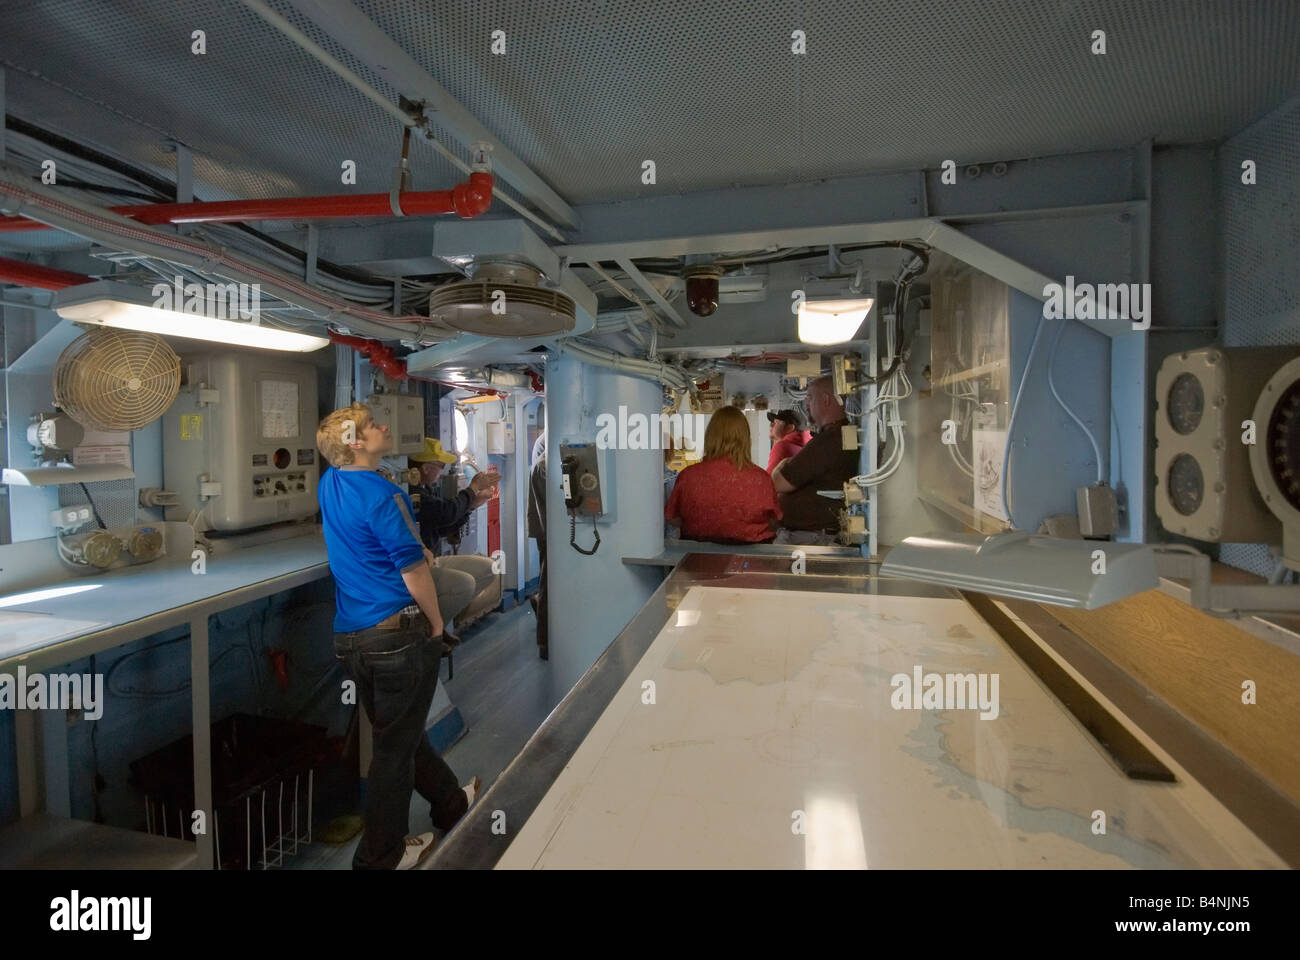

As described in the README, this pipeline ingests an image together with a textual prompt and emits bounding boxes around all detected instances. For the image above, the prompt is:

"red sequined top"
[665,457,782,543]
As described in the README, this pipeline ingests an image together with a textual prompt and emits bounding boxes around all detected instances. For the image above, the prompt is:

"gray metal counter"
[426,552,952,869]
[0,533,331,869]
[622,537,861,568]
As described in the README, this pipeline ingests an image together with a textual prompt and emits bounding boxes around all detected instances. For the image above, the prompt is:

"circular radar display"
[1167,373,1204,435]
[1265,379,1300,513]
[1168,454,1204,516]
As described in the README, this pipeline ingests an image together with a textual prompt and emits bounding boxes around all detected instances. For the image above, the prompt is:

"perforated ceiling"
[0,1,1297,215]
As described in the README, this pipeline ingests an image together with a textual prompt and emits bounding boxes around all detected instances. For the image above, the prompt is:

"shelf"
[917,487,1009,535]
[934,359,1006,387]
[0,812,197,869]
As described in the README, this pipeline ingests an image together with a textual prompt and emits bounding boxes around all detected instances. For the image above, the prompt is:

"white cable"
[1047,318,1105,484]
[0,169,449,343]
[1001,314,1048,530]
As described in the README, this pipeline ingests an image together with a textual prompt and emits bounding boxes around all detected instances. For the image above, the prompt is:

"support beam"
[304,223,318,286]
[191,615,214,870]
[285,0,578,230]
[614,256,689,328]
[558,173,922,259]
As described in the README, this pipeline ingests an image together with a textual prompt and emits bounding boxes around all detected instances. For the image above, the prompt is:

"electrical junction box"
[486,421,515,455]
[367,392,425,455]
[787,355,821,379]
[1153,346,1294,542]
[163,353,319,532]
[1076,483,1117,538]
[559,442,606,516]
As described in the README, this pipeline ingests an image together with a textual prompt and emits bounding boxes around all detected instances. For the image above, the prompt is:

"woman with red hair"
[665,406,782,543]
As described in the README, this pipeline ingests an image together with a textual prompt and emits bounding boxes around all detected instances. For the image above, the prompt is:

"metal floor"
[286,600,556,870]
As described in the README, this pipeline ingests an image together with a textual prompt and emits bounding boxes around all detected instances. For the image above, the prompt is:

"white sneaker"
[395,832,437,870]
[463,776,483,808]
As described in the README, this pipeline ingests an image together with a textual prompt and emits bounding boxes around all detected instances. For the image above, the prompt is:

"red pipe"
[330,331,409,381]
[330,331,508,396]
[0,172,494,232]
[0,256,94,290]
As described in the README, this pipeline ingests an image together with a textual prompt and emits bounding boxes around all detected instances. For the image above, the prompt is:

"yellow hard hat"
[410,437,457,464]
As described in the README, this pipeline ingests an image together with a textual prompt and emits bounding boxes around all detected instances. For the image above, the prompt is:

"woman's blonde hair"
[702,405,752,471]
[317,402,372,468]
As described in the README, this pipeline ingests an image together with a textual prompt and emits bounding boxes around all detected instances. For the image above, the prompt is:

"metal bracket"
[389,125,413,217]
[305,224,319,285]
[1155,548,1300,616]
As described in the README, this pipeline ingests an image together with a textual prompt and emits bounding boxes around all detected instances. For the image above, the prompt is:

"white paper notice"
[79,429,130,447]
[973,428,1010,522]
[261,380,299,439]
[72,445,132,468]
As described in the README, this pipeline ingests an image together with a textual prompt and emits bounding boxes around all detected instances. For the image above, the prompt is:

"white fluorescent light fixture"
[880,531,1159,610]
[797,298,874,345]
[53,280,329,352]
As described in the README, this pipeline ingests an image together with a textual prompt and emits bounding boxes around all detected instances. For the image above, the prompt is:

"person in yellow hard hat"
[410,437,499,646]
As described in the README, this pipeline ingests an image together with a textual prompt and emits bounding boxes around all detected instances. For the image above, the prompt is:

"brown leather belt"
[373,606,422,630]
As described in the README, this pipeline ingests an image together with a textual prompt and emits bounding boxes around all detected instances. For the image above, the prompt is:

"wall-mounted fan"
[53,329,181,431]
[1249,356,1300,567]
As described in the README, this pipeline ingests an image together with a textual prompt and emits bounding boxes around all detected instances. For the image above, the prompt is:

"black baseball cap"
[767,409,803,428]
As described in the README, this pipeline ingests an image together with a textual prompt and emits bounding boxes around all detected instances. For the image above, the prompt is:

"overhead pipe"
[0,256,94,290]
[329,331,409,381]
[237,0,568,242]
[0,168,449,337]
[330,331,508,396]
[0,172,494,232]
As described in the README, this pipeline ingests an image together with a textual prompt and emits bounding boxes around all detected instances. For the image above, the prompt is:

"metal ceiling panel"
[0,0,1296,219]
[358,0,1300,201]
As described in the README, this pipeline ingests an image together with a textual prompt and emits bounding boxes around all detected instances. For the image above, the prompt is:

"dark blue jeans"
[334,617,467,870]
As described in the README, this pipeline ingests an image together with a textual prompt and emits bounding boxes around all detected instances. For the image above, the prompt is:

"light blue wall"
[544,356,664,699]
[1007,291,1112,533]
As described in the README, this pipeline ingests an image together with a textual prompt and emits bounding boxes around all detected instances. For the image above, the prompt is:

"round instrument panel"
[1167,372,1204,435]
[1167,454,1204,516]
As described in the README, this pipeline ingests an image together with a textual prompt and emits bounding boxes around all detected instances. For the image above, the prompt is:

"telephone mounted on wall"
[559,443,603,555]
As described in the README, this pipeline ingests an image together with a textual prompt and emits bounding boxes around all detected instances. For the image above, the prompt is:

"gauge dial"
[1167,373,1204,435]
[1167,454,1204,516]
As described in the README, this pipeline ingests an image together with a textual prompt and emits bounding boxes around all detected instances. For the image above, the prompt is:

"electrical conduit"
[0,169,449,340]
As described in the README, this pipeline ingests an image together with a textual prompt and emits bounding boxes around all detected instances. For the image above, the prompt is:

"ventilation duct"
[429,260,576,338]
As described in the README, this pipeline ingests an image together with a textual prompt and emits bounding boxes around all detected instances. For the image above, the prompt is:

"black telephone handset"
[560,454,599,555]
[561,455,581,511]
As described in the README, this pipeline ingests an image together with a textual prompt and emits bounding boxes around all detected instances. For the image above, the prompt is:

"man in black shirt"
[771,376,858,535]
[409,438,499,643]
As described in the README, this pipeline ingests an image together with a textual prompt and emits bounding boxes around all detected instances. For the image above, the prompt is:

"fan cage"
[53,329,182,432]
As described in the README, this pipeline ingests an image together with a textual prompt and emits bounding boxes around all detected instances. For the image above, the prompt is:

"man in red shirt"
[766,408,811,473]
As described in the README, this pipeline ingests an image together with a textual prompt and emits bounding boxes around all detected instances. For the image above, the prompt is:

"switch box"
[486,421,515,455]
[1076,483,1118,538]
[367,393,425,455]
